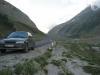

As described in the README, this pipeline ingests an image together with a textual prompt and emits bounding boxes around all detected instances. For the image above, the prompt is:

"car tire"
[31,42,35,50]
[24,43,29,52]
[31,47,34,50]
[0,49,6,53]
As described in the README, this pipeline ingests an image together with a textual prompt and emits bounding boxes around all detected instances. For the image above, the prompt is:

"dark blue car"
[0,31,35,53]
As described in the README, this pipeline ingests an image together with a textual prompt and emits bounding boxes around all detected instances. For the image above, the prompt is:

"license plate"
[5,45,14,47]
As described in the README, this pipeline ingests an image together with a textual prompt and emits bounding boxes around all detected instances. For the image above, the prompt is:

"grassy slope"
[0,0,45,40]
[49,6,100,42]
[0,14,15,37]
[59,6,100,38]
[58,40,100,75]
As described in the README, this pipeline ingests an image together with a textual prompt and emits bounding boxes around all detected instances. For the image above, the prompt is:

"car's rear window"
[7,32,28,38]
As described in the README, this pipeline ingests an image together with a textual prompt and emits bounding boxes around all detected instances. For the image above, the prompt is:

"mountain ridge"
[0,0,42,37]
[49,6,100,42]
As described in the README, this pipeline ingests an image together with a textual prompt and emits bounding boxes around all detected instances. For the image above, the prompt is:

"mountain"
[0,0,43,37]
[49,6,100,42]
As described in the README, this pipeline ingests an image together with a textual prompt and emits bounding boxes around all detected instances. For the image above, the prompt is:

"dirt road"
[0,37,53,70]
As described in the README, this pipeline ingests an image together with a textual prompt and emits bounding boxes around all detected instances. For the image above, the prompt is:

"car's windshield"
[7,32,28,38]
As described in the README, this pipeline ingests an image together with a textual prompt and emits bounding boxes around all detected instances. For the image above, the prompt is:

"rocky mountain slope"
[49,6,100,41]
[0,0,42,37]
[48,5,100,75]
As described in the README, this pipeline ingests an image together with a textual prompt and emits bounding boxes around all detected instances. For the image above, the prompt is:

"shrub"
[14,60,40,75]
[83,66,100,75]
[34,48,52,67]
[0,68,13,75]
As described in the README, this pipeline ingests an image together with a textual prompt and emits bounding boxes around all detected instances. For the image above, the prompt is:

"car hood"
[3,38,27,42]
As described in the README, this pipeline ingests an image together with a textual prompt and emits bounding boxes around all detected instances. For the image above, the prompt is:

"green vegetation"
[0,14,13,27]
[14,60,40,75]
[14,48,52,75]
[34,48,52,68]
[61,42,100,66]
[0,13,45,39]
[0,68,13,75]
[0,48,52,75]
[0,14,15,37]
[14,63,23,75]
[49,6,100,38]
[14,22,45,41]
[0,60,41,75]
[83,66,100,75]
[51,60,62,67]
[57,41,100,75]
[62,51,73,58]
[33,33,45,41]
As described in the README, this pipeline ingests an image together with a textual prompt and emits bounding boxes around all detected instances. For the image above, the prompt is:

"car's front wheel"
[24,43,29,52]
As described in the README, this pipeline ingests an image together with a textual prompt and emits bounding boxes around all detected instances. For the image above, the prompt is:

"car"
[0,31,35,53]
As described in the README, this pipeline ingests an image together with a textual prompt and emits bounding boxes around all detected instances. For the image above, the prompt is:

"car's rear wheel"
[31,42,35,50]
[0,49,6,53]
[31,47,34,50]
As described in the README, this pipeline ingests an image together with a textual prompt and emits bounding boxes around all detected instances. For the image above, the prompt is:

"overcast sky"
[5,0,96,33]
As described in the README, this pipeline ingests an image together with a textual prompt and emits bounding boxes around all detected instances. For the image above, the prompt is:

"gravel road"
[0,37,53,70]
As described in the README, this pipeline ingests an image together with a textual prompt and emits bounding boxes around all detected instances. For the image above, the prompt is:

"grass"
[32,33,45,41]
[34,48,52,68]
[14,63,23,75]
[51,60,62,67]
[0,68,13,75]
[83,66,100,75]
[0,14,15,37]
[17,48,52,75]
[0,48,53,75]
[61,42,100,65]
[14,60,40,75]
[62,51,73,58]
[14,48,52,75]
[0,13,45,40]
[57,41,100,75]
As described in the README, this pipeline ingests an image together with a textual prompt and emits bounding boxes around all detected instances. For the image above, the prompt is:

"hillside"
[49,6,100,41]
[0,0,43,38]
[48,5,100,75]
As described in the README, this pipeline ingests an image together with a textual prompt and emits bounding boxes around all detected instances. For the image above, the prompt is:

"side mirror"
[28,32,32,37]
